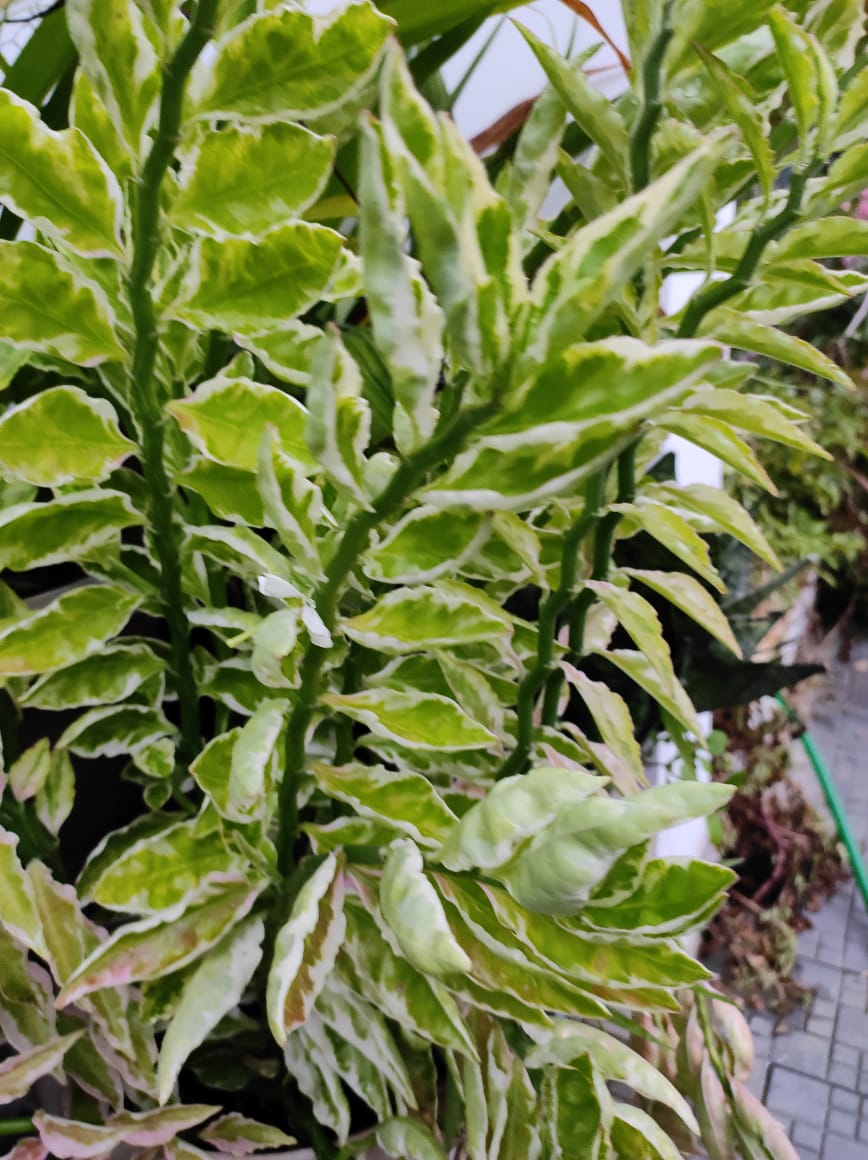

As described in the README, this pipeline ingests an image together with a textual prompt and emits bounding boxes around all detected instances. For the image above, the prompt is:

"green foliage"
[0,1,862,1157]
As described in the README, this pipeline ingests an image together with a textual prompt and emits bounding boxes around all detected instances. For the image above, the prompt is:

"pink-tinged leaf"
[34,1106,219,1160]
[266,854,346,1046]
[0,1031,85,1104]
[57,885,263,1008]
[27,862,155,1094]
[157,917,265,1105]
[0,927,56,1050]
[0,829,48,959]
[199,1112,297,1153]
[4,1139,47,1160]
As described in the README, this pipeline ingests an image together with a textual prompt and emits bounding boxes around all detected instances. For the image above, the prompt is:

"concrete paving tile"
[830,1063,860,1088]
[836,1011,868,1049]
[830,1110,859,1136]
[766,1067,829,1126]
[832,1086,862,1111]
[793,1121,824,1150]
[771,1030,831,1078]
[807,1017,835,1039]
[821,1134,868,1160]
[797,958,844,998]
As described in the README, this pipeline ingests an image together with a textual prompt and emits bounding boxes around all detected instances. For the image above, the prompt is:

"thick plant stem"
[0,1119,32,1138]
[128,0,219,767]
[276,402,497,880]
[629,0,674,192]
[677,165,816,339]
[498,469,609,780]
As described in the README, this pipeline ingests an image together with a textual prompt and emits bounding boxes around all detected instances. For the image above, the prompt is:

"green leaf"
[71,69,132,183]
[0,924,56,1051]
[0,89,122,257]
[199,1113,296,1153]
[66,0,160,155]
[180,460,266,526]
[256,433,323,578]
[642,481,780,570]
[0,243,123,366]
[171,122,336,238]
[561,669,645,788]
[0,830,48,958]
[694,46,774,200]
[375,1118,448,1160]
[358,119,444,454]
[655,410,778,492]
[158,916,265,1105]
[697,306,855,389]
[499,83,566,233]
[540,1058,604,1160]
[439,767,608,873]
[58,704,174,759]
[528,1021,699,1135]
[343,580,511,653]
[35,1106,219,1159]
[380,46,521,377]
[7,738,52,802]
[57,884,263,1007]
[516,30,628,177]
[168,374,314,474]
[0,490,143,571]
[235,321,323,387]
[613,497,724,591]
[768,7,830,162]
[489,336,721,438]
[35,748,75,838]
[314,763,457,848]
[283,1024,350,1144]
[324,688,496,751]
[594,647,703,739]
[170,224,343,336]
[583,581,676,686]
[834,65,868,149]
[622,568,742,657]
[224,702,285,824]
[681,387,830,458]
[525,141,720,363]
[190,1,393,121]
[343,900,477,1055]
[773,216,868,262]
[364,507,489,585]
[0,1032,85,1105]
[266,854,346,1046]
[0,586,140,677]
[730,263,868,325]
[80,815,247,914]
[22,642,163,711]
[581,858,735,936]
[380,840,470,976]
[503,782,730,914]
[306,330,371,504]
[0,388,133,486]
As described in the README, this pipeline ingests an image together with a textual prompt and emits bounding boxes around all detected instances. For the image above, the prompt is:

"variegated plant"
[0,0,864,1157]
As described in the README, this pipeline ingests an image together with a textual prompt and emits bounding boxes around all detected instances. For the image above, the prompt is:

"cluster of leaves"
[0,0,865,1157]
[703,705,848,1013]
[730,290,868,629]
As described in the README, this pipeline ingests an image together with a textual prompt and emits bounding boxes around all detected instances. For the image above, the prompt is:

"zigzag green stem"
[497,470,609,780]
[276,401,497,880]
[629,0,674,192]
[128,0,219,769]
[677,163,817,339]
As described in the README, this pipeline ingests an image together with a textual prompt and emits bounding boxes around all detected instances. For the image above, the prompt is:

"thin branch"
[629,0,674,192]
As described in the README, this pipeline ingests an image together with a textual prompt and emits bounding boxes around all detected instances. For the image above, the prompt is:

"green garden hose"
[776,692,868,912]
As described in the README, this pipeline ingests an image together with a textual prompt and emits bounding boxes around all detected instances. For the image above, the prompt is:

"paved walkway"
[746,637,868,1158]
